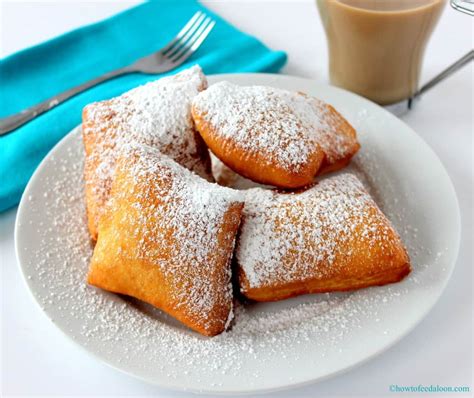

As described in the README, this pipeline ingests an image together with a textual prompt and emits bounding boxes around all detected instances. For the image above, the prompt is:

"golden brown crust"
[192,109,324,188]
[82,74,409,334]
[236,174,411,302]
[82,101,124,240]
[210,154,271,190]
[318,104,361,174]
[87,145,243,336]
[81,66,212,240]
[239,264,411,302]
[191,82,360,189]
[88,204,243,335]
[83,156,104,241]
[82,101,119,156]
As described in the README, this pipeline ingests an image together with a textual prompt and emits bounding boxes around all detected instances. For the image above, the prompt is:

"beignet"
[192,82,359,189]
[82,65,212,240]
[236,174,410,301]
[87,145,243,336]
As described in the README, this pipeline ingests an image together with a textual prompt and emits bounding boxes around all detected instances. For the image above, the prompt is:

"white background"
[0,1,472,397]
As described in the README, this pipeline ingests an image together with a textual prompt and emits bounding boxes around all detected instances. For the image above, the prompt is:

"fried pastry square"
[236,174,410,301]
[82,65,212,240]
[192,82,360,189]
[87,145,243,336]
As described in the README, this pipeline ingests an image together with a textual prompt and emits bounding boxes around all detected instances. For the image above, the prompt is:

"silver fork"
[0,11,215,136]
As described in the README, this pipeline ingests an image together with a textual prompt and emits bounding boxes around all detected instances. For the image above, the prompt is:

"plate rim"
[14,72,461,394]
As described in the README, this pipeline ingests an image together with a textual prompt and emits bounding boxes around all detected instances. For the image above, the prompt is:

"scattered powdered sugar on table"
[19,129,433,387]
[192,81,358,172]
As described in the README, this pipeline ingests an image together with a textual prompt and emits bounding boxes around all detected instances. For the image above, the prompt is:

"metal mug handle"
[414,2,473,101]
[386,50,473,115]
[414,50,473,99]
[450,0,474,16]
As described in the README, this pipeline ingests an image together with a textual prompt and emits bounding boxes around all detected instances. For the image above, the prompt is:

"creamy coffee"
[317,0,445,105]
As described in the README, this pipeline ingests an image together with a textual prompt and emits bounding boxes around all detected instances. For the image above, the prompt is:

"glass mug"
[317,0,446,106]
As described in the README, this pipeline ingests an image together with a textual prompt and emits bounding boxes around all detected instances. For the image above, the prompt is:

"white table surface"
[1,1,472,397]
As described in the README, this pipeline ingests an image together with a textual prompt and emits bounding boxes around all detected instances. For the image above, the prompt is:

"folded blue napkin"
[0,0,286,212]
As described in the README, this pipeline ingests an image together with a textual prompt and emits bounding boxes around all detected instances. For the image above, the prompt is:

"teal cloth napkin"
[0,0,287,212]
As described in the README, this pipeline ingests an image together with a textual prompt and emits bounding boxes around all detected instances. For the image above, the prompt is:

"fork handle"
[0,66,134,136]
[415,50,474,97]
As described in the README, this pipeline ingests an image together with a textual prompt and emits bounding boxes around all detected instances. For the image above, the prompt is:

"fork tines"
[162,11,216,64]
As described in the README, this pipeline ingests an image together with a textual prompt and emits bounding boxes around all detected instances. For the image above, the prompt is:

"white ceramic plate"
[15,74,460,394]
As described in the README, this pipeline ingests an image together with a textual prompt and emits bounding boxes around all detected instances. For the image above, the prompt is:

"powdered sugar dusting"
[192,81,358,172]
[91,144,242,333]
[17,124,438,390]
[82,65,212,234]
[237,174,407,289]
